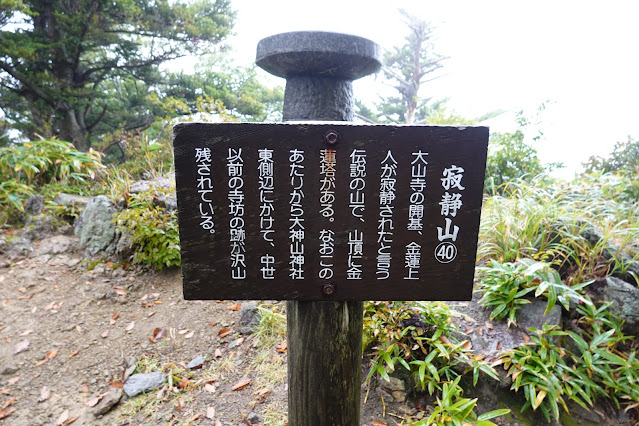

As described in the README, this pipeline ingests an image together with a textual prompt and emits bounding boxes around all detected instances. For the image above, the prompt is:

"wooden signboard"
[173,122,488,301]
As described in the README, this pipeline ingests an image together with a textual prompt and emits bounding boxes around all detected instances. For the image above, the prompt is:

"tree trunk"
[60,109,88,151]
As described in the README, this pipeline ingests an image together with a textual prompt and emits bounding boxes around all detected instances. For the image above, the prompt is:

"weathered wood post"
[256,32,382,426]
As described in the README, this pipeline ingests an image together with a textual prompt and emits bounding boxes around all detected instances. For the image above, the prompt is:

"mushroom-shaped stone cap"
[256,31,382,80]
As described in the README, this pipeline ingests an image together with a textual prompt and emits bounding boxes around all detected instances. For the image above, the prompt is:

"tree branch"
[0,61,56,107]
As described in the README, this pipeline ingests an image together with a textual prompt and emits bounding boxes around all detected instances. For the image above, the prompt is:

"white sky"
[223,0,639,176]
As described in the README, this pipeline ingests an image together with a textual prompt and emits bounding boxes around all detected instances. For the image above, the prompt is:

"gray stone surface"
[256,31,381,80]
[74,195,116,255]
[54,193,94,207]
[130,177,177,212]
[239,301,260,335]
[123,372,166,397]
[186,355,206,370]
[93,387,123,416]
[256,31,381,122]
[25,195,45,216]
[588,276,639,335]
[452,295,562,355]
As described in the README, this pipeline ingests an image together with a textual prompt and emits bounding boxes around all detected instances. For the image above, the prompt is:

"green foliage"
[584,136,639,176]
[114,189,180,269]
[414,377,509,426]
[484,130,544,193]
[364,301,502,422]
[0,0,235,149]
[476,259,589,327]
[0,179,33,225]
[0,137,103,186]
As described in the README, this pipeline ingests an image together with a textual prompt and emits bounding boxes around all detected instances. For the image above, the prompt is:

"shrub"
[114,189,180,269]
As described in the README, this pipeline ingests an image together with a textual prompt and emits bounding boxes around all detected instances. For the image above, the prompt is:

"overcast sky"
[223,0,639,176]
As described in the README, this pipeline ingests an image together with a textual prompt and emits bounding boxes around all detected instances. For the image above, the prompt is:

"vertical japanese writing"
[435,165,465,263]
[289,149,305,279]
[195,147,215,234]
[377,150,397,279]
[405,150,428,279]
[258,148,275,279]
[349,149,366,221]
[227,148,245,279]
[347,230,363,280]
[319,149,336,279]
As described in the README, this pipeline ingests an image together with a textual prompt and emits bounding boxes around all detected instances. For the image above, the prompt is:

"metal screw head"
[324,131,339,146]
[322,283,335,296]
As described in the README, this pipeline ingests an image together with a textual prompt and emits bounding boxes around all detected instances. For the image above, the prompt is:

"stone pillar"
[256,31,381,426]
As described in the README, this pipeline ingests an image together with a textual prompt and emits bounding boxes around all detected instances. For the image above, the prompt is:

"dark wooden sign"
[173,122,488,301]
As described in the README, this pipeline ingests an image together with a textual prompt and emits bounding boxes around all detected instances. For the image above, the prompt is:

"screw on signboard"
[324,130,339,146]
[322,283,335,296]
[256,31,381,426]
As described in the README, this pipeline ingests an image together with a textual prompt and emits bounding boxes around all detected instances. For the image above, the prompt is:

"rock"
[129,177,177,212]
[123,372,166,397]
[453,295,562,354]
[25,195,45,216]
[93,387,123,416]
[54,193,94,208]
[1,365,19,375]
[31,235,77,257]
[588,276,639,335]
[74,195,116,255]
[377,376,406,403]
[239,301,260,335]
[186,355,206,370]
[247,412,262,424]
[123,356,137,382]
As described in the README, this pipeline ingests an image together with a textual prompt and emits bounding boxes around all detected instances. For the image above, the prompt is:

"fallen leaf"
[56,409,69,425]
[39,386,50,402]
[496,341,502,350]
[215,419,222,426]
[485,321,494,330]
[14,339,30,354]
[218,328,232,338]
[0,408,16,420]
[8,376,20,385]
[147,312,156,318]
[1,397,16,409]
[101,330,109,338]
[84,396,100,407]
[151,292,160,299]
[75,325,82,333]
[35,349,59,367]
[80,384,89,393]
[214,348,222,358]
[227,303,241,311]
[177,377,190,390]
[0,388,9,395]
[20,329,33,336]
[68,350,79,358]
[188,413,203,422]
[64,415,79,425]
[462,341,473,350]
[176,397,185,411]
[111,381,123,389]
[154,300,162,304]
[141,294,148,301]
[231,377,251,391]
[204,384,216,393]
[17,287,26,294]
[125,321,135,332]
[209,321,216,327]
[206,406,215,419]
[184,331,195,339]
[522,333,530,343]
[178,329,189,335]
[150,327,166,343]
[372,421,387,426]
[113,286,127,296]
[276,340,287,353]
[440,335,452,345]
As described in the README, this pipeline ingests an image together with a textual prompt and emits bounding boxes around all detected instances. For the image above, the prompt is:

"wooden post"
[256,32,381,425]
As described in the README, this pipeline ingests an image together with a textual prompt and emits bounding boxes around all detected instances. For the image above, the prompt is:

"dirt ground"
[0,233,405,426]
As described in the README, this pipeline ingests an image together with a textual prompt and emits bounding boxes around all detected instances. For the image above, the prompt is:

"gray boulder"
[74,195,116,255]
[588,276,639,336]
[452,295,562,355]
[54,193,94,208]
[239,301,261,335]
[123,372,166,397]
[130,176,177,212]
[24,195,45,216]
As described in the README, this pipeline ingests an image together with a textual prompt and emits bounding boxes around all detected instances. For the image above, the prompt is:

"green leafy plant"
[414,377,509,426]
[0,137,103,186]
[476,259,589,327]
[364,301,502,423]
[0,179,35,226]
[114,188,180,269]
